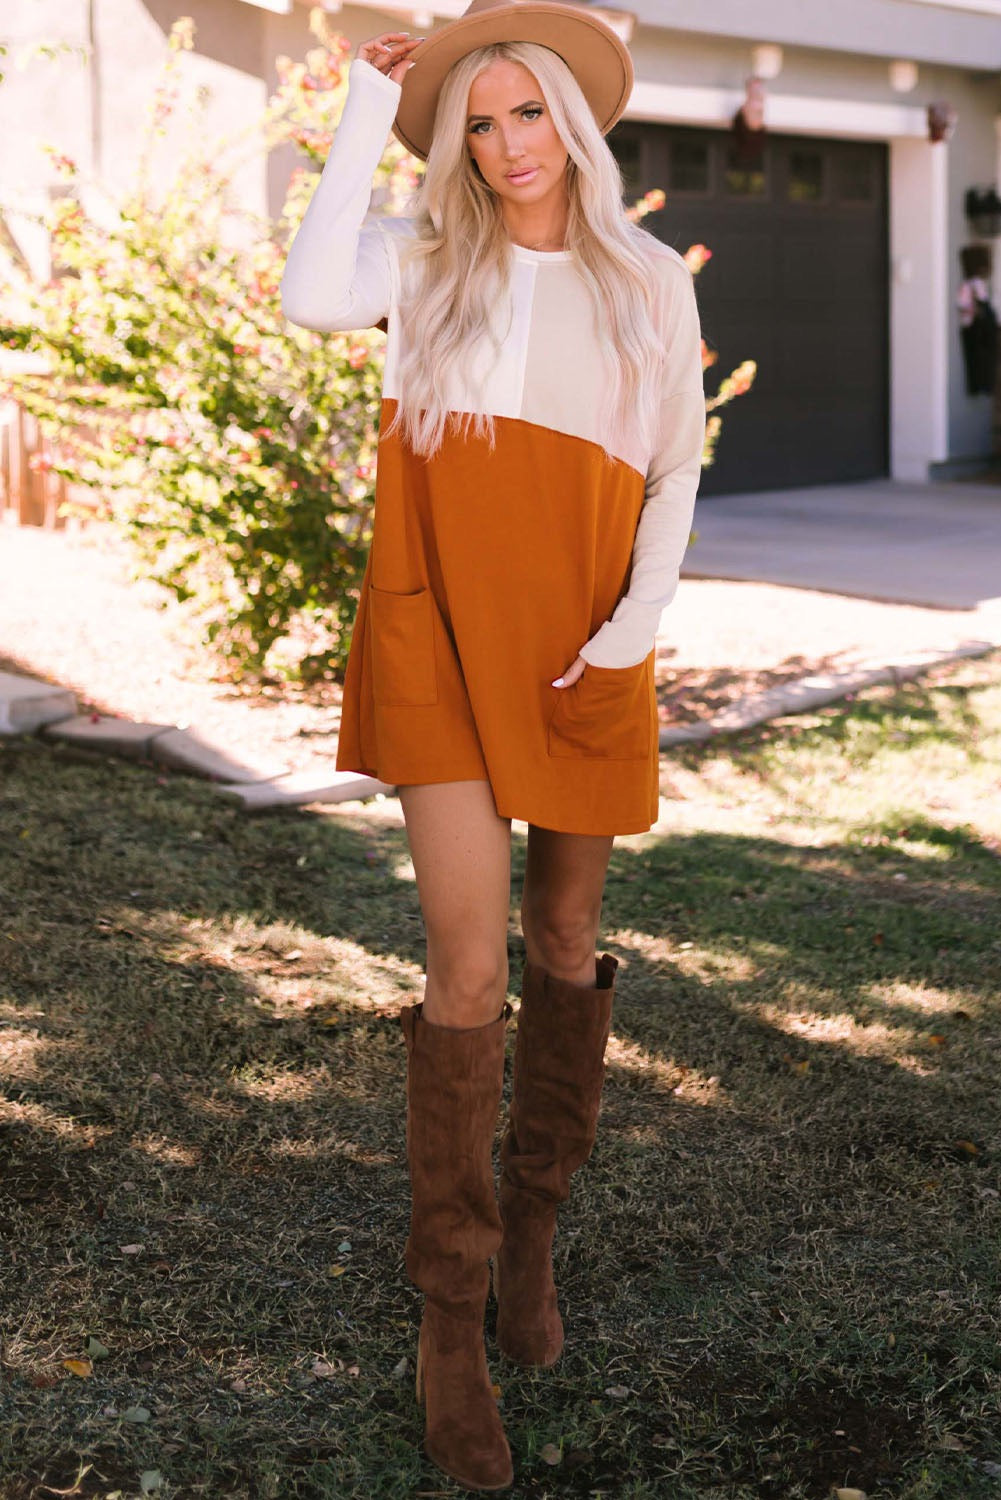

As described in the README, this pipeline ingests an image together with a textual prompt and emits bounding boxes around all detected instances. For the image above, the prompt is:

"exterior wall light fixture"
[928,101,957,143]
[965,187,1001,237]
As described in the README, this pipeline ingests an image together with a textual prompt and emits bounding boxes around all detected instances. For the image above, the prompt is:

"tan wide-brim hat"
[392,0,634,162]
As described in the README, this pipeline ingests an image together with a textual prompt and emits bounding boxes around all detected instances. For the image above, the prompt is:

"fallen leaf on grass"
[540,1443,562,1466]
[62,1357,93,1378]
[604,1385,631,1399]
[85,1336,109,1360]
[140,1473,163,1494]
[939,1433,965,1450]
[123,1406,151,1423]
[230,1378,247,1393]
[119,1244,143,1255]
[311,1359,339,1378]
[927,1034,947,1047]
[832,1490,867,1499]
[327,1265,346,1277]
[782,1054,810,1075]
[955,1140,980,1156]
[391,1356,408,1380]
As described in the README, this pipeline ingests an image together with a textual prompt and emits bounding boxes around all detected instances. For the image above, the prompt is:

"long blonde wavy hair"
[382,40,665,461]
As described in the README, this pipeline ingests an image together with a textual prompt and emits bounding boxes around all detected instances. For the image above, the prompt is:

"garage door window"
[724,148,767,198]
[838,149,876,204]
[788,149,825,204]
[670,140,711,196]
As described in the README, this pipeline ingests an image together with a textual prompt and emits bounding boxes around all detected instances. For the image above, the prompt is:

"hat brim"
[392,3,633,162]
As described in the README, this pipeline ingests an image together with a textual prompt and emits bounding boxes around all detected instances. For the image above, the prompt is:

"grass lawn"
[1,653,1000,1500]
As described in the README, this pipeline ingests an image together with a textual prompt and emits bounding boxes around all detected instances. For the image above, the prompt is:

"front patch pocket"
[369,585,438,708]
[548,659,652,761]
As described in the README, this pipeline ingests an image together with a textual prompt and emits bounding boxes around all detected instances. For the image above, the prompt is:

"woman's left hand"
[551,655,587,689]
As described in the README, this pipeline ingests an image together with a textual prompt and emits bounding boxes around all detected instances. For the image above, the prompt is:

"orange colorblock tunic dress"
[280,60,707,836]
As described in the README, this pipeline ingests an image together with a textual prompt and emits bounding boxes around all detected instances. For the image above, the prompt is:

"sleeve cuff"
[578,600,665,669]
[349,56,403,104]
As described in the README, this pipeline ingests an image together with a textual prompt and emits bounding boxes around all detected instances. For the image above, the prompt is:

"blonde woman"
[280,0,706,1489]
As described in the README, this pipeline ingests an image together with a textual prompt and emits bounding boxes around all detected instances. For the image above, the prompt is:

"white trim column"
[889,138,950,479]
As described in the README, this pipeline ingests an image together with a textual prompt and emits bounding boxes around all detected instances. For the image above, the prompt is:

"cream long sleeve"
[280,57,706,670]
[577,272,706,669]
[279,59,402,332]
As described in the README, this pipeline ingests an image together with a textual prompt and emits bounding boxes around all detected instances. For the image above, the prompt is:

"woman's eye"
[522,107,543,121]
[469,122,491,135]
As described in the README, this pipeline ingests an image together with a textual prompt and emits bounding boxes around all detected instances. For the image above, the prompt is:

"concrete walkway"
[682,478,1001,611]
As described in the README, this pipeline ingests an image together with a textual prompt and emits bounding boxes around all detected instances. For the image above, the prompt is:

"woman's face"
[465,58,570,211]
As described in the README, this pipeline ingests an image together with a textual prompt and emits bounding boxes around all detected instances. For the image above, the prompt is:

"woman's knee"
[423,940,510,1025]
[522,902,598,978]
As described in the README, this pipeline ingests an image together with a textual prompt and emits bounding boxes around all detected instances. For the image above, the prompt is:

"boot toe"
[425,1433,514,1491]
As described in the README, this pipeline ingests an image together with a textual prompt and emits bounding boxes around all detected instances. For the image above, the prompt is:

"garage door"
[608,122,890,496]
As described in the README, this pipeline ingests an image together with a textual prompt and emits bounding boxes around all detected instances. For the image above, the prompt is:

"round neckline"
[510,242,573,263]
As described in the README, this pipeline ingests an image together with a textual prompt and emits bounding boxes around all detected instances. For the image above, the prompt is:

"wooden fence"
[0,397,74,529]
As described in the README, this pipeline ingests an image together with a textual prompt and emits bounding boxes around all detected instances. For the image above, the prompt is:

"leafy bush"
[0,12,419,680]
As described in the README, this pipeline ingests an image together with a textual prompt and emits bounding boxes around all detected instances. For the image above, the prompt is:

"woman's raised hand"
[356,32,424,85]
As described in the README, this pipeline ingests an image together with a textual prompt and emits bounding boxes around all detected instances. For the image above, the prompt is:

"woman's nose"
[501,129,526,160]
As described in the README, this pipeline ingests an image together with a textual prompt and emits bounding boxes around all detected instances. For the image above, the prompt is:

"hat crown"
[462,0,572,14]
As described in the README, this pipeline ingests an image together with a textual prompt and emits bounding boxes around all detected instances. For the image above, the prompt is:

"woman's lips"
[506,167,539,185]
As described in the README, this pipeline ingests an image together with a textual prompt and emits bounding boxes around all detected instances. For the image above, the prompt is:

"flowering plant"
[0,11,417,681]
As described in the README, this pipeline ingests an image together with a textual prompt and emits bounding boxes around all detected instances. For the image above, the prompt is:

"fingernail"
[552,677,564,687]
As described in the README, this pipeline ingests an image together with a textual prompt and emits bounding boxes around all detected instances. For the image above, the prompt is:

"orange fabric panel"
[336,402,660,835]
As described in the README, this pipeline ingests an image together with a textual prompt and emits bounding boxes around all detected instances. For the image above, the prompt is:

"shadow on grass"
[2,737,1000,1499]
[655,646,863,725]
[695,672,991,772]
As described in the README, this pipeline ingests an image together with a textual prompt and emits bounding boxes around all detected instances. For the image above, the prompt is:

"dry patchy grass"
[1,655,1000,1499]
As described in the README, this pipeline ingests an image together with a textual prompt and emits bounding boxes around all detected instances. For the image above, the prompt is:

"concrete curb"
[3,637,998,811]
[0,670,76,735]
[658,638,1000,747]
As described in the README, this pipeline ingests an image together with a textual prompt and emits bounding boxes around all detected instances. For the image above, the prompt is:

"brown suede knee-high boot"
[494,954,617,1368]
[400,1000,514,1493]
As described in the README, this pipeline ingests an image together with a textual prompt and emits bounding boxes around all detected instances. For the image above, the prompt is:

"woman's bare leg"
[398,780,513,1028]
[520,825,615,985]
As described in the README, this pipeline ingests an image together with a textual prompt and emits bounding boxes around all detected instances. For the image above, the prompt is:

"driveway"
[682,478,1001,611]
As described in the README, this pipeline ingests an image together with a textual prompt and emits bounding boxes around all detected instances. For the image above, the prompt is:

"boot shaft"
[400,1001,511,1316]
